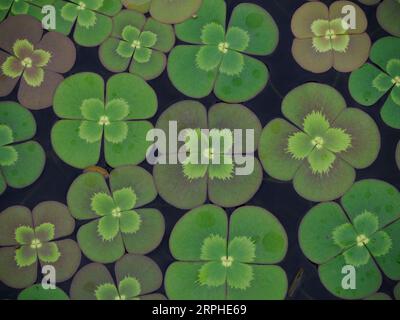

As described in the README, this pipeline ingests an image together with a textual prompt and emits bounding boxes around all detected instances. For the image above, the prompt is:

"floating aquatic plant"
[165,205,288,300]
[167,0,278,103]
[99,9,175,80]
[70,254,165,300]
[299,179,400,299]
[0,201,81,289]
[259,82,380,202]
[292,1,371,73]
[67,166,164,263]
[0,15,76,109]
[123,0,201,24]
[153,101,263,209]
[51,72,157,169]
[0,0,55,22]
[49,0,122,47]
[18,284,69,300]
[349,36,400,129]
[0,101,45,195]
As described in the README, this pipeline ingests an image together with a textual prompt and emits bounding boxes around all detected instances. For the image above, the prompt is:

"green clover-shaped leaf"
[168,0,278,102]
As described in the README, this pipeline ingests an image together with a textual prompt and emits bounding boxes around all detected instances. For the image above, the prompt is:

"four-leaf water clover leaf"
[57,0,122,46]
[349,36,400,129]
[165,205,288,300]
[122,0,202,24]
[51,72,157,169]
[67,166,165,263]
[0,202,81,289]
[70,254,166,300]
[0,15,76,109]
[0,102,45,195]
[299,179,400,299]
[153,101,263,209]
[292,1,371,73]
[167,0,279,103]
[0,0,55,23]
[99,9,175,80]
[259,83,380,202]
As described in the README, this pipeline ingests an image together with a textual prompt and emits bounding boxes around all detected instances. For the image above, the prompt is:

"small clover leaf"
[122,25,140,43]
[34,223,55,242]
[79,120,103,143]
[343,245,370,267]
[287,132,314,160]
[119,210,142,234]
[134,47,152,64]
[0,145,18,167]
[95,283,119,300]
[198,261,227,287]
[37,242,61,263]
[104,122,128,144]
[80,98,104,120]
[15,225,35,245]
[228,236,256,263]
[200,234,226,260]
[303,111,330,137]
[367,231,392,257]
[140,31,157,48]
[323,128,352,153]
[225,27,250,52]
[226,262,253,290]
[353,211,379,236]
[15,245,37,267]
[332,223,357,249]
[77,8,97,28]
[113,187,137,211]
[105,99,129,120]
[201,23,225,45]
[97,215,120,241]
[373,73,394,92]
[118,276,141,299]
[91,192,115,216]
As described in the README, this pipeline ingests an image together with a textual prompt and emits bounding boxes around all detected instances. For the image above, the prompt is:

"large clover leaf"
[0,15,76,109]
[349,36,400,129]
[70,254,165,300]
[51,72,157,169]
[99,9,175,80]
[123,0,202,24]
[259,83,380,202]
[165,205,288,300]
[153,101,262,209]
[67,166,164,263]
[292,1,370,73]
[0,202,81,289]
[299,179,400,299]
[0,102,45,195]
[167,0,278,103]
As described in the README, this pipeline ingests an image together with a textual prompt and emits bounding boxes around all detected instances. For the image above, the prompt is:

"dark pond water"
[0,0,399,300]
